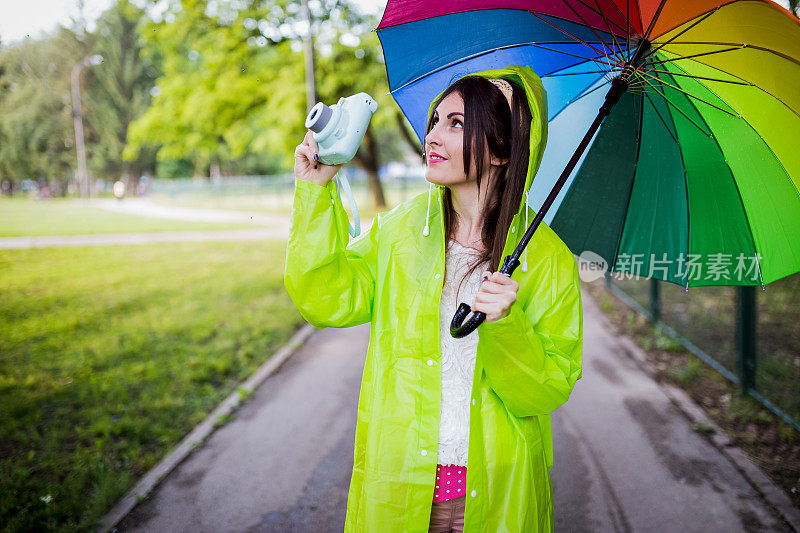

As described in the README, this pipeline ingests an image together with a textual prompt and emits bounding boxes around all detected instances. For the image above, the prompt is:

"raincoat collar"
[421,65,549,252]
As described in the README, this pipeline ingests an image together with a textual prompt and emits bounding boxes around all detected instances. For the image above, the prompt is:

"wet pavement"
[113,287,793,532]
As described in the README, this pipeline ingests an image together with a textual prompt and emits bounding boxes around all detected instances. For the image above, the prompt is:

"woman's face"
[424,92,470,186]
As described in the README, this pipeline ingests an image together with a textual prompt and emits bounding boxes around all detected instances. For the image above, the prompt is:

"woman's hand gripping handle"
[450,255,521,338]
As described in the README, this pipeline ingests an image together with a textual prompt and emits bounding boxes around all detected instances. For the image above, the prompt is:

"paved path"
[115,290,791,532]
[81,198,288,226]
[0,228,290,249]
[1,199,373,249]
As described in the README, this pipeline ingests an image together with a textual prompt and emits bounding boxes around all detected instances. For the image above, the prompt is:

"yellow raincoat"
[284,65,583,532]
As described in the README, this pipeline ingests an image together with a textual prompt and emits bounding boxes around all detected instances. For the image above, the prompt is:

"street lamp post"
[71,54,103,199]
[300,0,316,113]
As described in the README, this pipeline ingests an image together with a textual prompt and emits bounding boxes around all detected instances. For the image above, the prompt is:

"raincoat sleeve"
[284,177,378,328]
[478,246,582,418]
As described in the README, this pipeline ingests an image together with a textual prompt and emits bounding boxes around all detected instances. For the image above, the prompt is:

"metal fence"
[607,273,800,431]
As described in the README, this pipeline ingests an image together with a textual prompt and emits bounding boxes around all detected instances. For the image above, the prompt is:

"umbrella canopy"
[377,0,800,288]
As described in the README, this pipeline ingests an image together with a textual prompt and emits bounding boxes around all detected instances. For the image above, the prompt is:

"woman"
[285,65,583,532]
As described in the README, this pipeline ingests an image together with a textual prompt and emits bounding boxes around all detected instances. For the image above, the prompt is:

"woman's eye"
[452,119,463,128]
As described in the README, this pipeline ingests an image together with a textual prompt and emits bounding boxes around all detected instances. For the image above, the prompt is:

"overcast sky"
[0,0,386,44]
[0,0,792,45]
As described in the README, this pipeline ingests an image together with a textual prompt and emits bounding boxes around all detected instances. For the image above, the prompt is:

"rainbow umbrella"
[376,0,800,337]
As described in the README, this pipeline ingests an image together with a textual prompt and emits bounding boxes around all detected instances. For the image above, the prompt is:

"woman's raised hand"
[294,131,343,187]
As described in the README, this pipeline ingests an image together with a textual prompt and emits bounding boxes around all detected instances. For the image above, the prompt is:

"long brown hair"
[425,75,533,298]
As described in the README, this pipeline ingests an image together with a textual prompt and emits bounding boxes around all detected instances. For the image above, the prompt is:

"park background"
[0,0,798,531]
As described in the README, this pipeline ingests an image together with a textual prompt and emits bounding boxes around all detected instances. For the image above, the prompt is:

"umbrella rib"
[642,91,678,143]
[642,0,669,43]
[594,0,635,45]
[638,78,713,137]
[550,76,611,121]
[646,46,743,67]
[387,41,613,94]
[661,53,800,120]
[647,8,719,58]
[575,0,631,36]
[610,95,645,274]
[677,85,768,288]
[531,12,620,71]
[636,69,740,118]
[653,42,800,69]
[626,0,631,61]
[542,70,613,77]
[670,66,800,205]
[528,43,621,81]
[555,0,625,65]
[529,43,619,69]
[590,0,629,63]
[642,67,753,86]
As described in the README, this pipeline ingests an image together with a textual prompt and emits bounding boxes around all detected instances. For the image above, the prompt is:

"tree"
[0,29,88,195]
[126,0,415,207]
[84,0,160,194]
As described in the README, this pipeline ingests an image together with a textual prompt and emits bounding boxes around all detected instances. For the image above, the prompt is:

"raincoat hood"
[421,65,549,272]
[284,63,582,532]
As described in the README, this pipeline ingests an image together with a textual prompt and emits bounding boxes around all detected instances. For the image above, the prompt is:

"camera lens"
[305,102,332,133]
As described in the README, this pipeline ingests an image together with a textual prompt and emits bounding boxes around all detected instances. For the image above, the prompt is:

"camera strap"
[334,173,361,238]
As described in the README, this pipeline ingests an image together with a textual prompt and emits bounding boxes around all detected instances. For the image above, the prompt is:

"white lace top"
[437,239,488,467]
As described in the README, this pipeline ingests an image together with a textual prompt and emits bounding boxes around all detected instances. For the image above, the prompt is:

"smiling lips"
[428,151,447,163]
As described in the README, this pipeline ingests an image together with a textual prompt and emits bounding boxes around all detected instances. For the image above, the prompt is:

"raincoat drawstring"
[423,182,433,237]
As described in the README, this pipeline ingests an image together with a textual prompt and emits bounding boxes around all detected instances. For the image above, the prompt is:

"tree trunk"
[122,160,138,196]
[366,169,385,210]
[355,129,386,209]
[395,110,423,157]
[210,162,221,178]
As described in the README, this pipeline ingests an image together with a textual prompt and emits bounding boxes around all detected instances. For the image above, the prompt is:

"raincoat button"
[331,199,335,205]
[434,273,441,279]
[511,226,516,233]
[472,398,476,406]
[471,490,477,497]
[427,359,434,366]
[421,450,427,456]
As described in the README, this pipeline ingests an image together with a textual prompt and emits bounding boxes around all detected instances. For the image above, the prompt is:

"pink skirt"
[433,464,467,502]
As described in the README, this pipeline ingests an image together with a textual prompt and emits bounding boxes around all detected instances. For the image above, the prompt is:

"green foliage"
[693,421,716,436]
[0,29,88,192]
[126,0,411,176]
[0,240,306,530]
[725,394,774,425]
[84,0,159,187]
[0,1,159,192]
[669,356,703,385]
[654,327,685,353]
[0,0,414,195]
[213,413,236,428]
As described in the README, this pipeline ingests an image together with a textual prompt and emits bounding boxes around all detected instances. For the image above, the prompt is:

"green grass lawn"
[0,198,260,237]
[0,240,305,531]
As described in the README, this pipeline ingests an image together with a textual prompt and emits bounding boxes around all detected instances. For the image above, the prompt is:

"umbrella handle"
[449,45,654,339]
[450,256,520,338]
